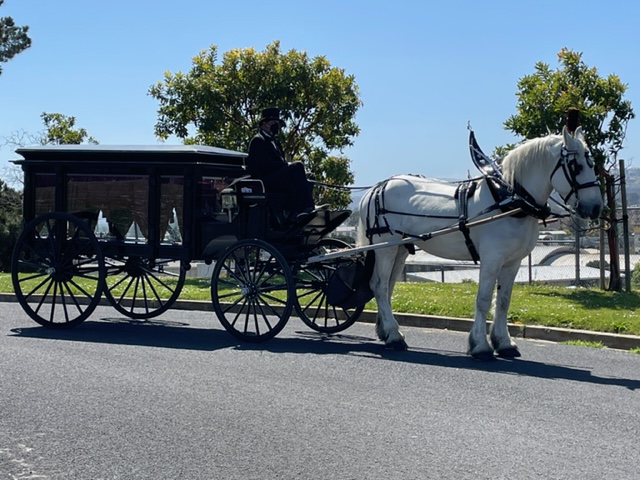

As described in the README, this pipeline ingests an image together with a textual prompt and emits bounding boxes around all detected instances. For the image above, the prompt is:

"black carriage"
[10,144,365,342]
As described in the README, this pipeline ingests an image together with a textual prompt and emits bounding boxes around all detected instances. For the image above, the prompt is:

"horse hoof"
[385,338,408,351]
[497,347,521,358]
[471,351,496,361]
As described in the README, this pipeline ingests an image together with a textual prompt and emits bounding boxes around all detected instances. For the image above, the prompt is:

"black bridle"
[549,145,600,204]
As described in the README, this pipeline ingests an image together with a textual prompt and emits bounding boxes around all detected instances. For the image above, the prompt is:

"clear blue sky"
[1,0,639,189]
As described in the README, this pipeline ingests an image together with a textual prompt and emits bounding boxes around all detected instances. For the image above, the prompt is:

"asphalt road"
[2,302,640,480]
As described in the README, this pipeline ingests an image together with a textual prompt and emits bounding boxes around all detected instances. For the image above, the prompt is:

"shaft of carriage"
[305,207,524,264]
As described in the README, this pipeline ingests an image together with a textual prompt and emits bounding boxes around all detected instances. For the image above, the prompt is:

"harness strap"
[455,182,481,263]
[364,181,391,241]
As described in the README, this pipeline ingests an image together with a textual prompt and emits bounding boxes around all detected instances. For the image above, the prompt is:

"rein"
[309,179,372,191]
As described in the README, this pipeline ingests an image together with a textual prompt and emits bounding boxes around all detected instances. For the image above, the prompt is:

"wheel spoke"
[47,281,60,324]
[34,276,55,313]
[61,279,87,314]
[58,281,73,323]
[140,275,152,315]
[143,274,165,307]
[67,276,98,302]
[20,273,52,299]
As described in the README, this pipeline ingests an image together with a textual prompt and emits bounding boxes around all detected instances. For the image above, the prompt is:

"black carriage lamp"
[566,108,580,133]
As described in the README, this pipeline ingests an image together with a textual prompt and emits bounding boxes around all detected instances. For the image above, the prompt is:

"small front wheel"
[211,239,294,342]
[294,239,364,333]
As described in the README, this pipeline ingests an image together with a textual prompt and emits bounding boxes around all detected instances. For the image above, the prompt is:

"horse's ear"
[562,125,571,145]
[574,126,585,142]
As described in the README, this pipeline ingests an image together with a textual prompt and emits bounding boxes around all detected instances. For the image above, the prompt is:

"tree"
[0,0,31,76]
[2,112,98,184]
[503,48,635,291]
[149,40,362,208]
[40,112,99,145]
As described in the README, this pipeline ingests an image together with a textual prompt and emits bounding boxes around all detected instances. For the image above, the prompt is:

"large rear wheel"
[11,212,105,328]
[294,238,364,333]
[211,239,294,342]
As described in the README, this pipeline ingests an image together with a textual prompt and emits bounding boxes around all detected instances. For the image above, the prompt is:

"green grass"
[2,273,640,336]
[561,340,605,348]
[389,282,640,336]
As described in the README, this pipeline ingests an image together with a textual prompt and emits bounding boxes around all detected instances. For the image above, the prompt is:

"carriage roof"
[13,144,247,168]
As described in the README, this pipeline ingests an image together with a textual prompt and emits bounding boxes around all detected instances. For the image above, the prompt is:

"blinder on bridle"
[550,145,599,204]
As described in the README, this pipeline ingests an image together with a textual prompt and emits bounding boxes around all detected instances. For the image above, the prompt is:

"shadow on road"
[243,331,640,390]
[9,319,640,390]
[9,317,238,351]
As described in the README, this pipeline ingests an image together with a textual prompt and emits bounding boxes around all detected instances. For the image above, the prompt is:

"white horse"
[357,126,602,360]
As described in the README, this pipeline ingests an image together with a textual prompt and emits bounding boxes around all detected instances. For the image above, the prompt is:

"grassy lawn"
[391,282,640,336]
[2,273,640,336]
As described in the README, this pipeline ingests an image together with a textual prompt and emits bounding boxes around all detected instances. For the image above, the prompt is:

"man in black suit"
[246,107,315,223]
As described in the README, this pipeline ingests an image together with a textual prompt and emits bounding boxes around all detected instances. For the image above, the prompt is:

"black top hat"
[259,107,284,124]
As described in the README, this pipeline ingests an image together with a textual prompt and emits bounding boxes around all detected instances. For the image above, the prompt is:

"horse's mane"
[501,134,561,185]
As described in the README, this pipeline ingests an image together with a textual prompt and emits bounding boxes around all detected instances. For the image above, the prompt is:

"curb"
[2,293,639,351]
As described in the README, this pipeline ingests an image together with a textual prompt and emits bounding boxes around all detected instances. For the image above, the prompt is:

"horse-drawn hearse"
[10,144,363,342]
[11,123,603,359]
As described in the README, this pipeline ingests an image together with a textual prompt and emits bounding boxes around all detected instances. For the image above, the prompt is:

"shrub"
[0,180,22,272]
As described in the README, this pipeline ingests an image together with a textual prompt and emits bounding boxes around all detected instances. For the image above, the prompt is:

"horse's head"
[549,126,602,220]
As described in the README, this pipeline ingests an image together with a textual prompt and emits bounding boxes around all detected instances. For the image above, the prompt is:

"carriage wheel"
[11,212,105,328]
[294,238,364,333]
[211,239,294,342]
[103,256,186,319]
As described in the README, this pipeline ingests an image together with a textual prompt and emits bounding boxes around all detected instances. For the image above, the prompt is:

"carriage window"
[66,174,149,243]
[197,176,232,220]
[34,173,56,217]
[161,176,183,244]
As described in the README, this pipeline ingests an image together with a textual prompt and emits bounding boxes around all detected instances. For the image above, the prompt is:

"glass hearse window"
[197,176,232,221]
[160,176,183,244]
[34,173,56,217]
[67,174,149,243]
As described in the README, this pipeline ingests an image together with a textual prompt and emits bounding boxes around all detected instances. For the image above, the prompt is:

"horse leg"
[389,246,410,295]
[468,262,500,361]
[490,260,521,358]
[372,246,408,350]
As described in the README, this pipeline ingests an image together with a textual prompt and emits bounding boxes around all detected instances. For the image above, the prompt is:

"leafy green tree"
[0,0,31,76]
[40,112,99,145]
[149,40,362,208]
[502,48,635,291]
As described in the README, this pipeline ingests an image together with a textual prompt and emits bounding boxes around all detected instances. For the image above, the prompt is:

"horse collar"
[510,180,552,219]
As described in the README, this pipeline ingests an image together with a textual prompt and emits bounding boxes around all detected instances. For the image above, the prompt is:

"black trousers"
[262,161,314,214]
